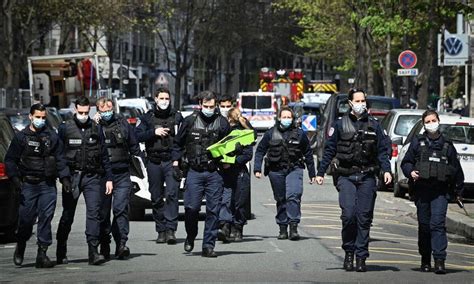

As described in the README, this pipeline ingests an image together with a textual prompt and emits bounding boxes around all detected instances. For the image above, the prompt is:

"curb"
[446,210,474,240]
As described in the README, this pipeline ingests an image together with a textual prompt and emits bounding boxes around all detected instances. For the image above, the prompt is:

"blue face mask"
[100,110,114,121]
[202,108,215,118]
[32,118,46,129]
[280,118,292,128]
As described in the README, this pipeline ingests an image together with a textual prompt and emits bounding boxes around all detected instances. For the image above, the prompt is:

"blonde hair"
[96,97,114,108]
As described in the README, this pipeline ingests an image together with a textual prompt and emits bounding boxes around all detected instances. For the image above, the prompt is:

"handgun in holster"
[264,157,270,176]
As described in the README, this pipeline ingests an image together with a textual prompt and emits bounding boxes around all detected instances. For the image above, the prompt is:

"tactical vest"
[102,119,129,163]
[415,135,455,183]
[266,127,303,170]
[147,112,176,163]
[19,131,57,178]
[335,115,378,171]
[185,113,221,171]
[64,120,102,173]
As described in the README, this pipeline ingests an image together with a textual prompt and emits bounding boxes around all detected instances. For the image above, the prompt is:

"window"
[441,125,474,144]
[394,115,421,136]
[240,96,272,109]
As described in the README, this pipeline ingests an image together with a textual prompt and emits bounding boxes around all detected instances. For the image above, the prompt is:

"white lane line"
[268,241,283,253]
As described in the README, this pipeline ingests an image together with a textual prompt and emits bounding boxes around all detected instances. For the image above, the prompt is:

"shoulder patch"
[328,127,335,137]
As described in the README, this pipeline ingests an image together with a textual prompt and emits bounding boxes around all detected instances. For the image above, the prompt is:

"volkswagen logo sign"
[444,36,463,56]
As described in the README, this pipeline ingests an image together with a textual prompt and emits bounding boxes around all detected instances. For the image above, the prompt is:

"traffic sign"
[301,115,317,132]
[397,68,418,76]
[398,50,417,69]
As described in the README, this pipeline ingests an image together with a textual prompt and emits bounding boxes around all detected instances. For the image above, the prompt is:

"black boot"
[36,245,55,268]
[56,241,68,265]
[356,258,367,272]
[434,259,446,274]
[233,224,243,242]
[166,230,177,245]
[277,225,288,240]
[156,231,167,243]
[289,223,300,241]
[343,251,354,271]
[13,242,26,266]
[100,241,111,261]
[217,223,231,243]
[88,242,106,265]
[420,255,431,272]
[202,248,217,258]
[184,237,194,253]
[115,242,130,260]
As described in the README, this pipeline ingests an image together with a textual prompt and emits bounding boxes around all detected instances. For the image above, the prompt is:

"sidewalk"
[446,199,474,240]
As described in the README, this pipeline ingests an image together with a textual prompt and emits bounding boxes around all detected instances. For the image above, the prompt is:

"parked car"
[315,94,400,170]
[393,114,474,198]
[117,98,152,115]
[118,106,142,126]
[0,112,19,240]
[180,104,201,119]
[289,102,323,150]
[379,109,425,190]
[1,108,60,133]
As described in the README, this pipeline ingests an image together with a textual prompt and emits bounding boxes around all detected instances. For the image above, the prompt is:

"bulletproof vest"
[19,131,57,178]
[185,113,221,171]
[415,135,454,183]
[64,120,102,173]
[102,119,129,163]
[266,127,303,169]
[335,115,378,169]
[147,112,176,163]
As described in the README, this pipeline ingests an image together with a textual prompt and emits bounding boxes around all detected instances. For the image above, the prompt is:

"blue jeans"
[100,171,132,245]
[218,167,250,226]
[268,167,304,225]
[336,174,377,259]
[17,180,57,246]
[56,173,102,243]
[147,160,179,232]
[184,169,223,249]
[415,190,448,260]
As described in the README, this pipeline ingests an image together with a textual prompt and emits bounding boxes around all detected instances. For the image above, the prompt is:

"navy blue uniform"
[254,124,315,226]
[401,133,464,261]
[56,116,113,247]
[5,127,69,246]
[136,108,183,235]
[172,111,230,251]
[99,115,142,250]
[317,112,390,260]
[218,123,255,231]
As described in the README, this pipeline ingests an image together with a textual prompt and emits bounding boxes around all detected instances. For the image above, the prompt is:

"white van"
[237,91,277,131]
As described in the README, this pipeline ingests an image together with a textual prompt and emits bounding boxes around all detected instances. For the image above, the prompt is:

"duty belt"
[335,165,379,176]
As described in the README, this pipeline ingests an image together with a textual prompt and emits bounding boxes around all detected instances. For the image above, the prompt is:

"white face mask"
[424,122,440,133]
[351,102,367,115]
[220,107,230,117]
[76,114,89,123]
[156,99,170,110]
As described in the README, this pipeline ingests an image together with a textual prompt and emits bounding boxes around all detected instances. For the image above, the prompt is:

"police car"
[393,114,474,198]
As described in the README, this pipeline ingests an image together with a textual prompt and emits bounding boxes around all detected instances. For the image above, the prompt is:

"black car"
[1,108,60,133]
[0,112,19,241]
[118,106,142,127]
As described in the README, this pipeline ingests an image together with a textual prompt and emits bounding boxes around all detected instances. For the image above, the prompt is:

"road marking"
[303,225,340,230]
[381,198,394,204]
[1,245,15,249]
[301,211,341,217]
[268,241,283,253]
[301,216,341,222]
[369,249,419,258]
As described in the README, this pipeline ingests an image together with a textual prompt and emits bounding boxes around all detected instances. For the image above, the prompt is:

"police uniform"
[254,120,316,240]
[5,126,69,268]
[401,132,464,273]
[56,115,113,265]
[317,111,390,271]
[99,114,142,259]
[172,110,230,256]
[136,106,183,243]
[217,121,255,242]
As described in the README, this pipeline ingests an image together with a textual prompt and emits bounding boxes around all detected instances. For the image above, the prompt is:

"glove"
[61,177,72,193]
[11,176,22,192]
[234,142,243,155]
[172,165,183,181]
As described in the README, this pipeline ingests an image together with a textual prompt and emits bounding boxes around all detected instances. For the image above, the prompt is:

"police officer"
[172,90,230,257]
[315,88,392,272]
[401,110,464,274]
[96,97,142,260]
[5,104,70,268]
[254,106,316,241]
[217,98,254,243]
[136,88,183,244]
[56,96,114,266]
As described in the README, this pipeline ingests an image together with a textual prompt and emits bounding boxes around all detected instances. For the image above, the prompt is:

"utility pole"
[440,24,445,112]
[119,38,123,95]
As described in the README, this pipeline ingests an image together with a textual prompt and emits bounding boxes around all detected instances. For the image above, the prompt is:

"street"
[0,172,473,282]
